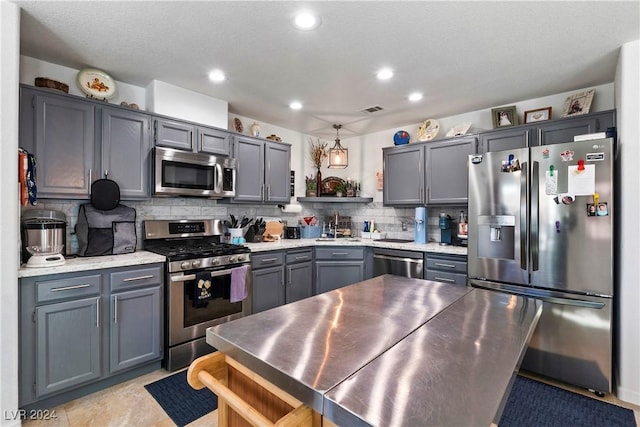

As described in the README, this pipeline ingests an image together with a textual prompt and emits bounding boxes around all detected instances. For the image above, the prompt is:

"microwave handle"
[214,163,223,193]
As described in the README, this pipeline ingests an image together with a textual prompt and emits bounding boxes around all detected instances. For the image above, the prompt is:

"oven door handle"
[171,269,233,282]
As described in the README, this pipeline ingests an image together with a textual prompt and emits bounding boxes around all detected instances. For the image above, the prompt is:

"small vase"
[250,122,261,137]
[316,169,322,197]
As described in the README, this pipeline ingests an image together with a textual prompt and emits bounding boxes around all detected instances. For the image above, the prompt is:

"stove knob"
[229,255,237,263]
[180,261,191,270]
[211,258,220,266]
[191,259,202,269]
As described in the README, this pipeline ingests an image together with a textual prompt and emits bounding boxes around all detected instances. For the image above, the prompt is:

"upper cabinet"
[21,89,97,199]
[20,86,152,200]
[231,135,290,203]
[153,117,231,156]
[101,107,151,199]
[383,136,477,206]
[479,110,615,153]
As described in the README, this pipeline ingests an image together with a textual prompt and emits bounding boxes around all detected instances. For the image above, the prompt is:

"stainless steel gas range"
[143,219,251,371]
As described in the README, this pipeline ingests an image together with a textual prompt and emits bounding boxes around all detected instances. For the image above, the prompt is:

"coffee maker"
[438,213,457,246]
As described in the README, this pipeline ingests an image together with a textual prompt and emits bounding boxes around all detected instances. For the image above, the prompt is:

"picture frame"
[561,89,595,117]
[524,107,552,123]
[491,105,518,129]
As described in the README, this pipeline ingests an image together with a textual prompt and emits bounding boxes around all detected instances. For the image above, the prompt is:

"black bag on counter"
[76,204,137,256]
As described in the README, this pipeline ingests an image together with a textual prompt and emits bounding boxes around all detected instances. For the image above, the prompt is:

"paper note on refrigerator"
[567,164,595,195]
[545,171,558,195]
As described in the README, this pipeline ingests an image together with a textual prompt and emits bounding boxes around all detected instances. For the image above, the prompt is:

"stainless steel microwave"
[154,146,236,198]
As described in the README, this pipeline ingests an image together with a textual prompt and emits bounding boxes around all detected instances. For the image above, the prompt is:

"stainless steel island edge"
[205,274,542,426]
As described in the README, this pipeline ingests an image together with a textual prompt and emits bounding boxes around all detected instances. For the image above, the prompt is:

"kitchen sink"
[375,238,414,243]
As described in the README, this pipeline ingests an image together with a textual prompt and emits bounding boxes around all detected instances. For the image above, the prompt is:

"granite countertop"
[18,250,166,278]
[246,239,468,255]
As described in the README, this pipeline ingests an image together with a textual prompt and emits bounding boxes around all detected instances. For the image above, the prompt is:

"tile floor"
[22,369,639,427]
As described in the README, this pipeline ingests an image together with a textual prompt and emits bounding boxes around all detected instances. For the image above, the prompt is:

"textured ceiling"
[15,1,640,139]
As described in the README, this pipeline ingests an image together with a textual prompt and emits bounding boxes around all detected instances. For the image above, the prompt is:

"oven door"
[168,264,252,347]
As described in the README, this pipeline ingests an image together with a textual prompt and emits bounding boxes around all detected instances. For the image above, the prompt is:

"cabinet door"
[426,136,477,205]
[198,126,230,156]
[536,111,615,146]
[264,141,291,203]
[36,297,101,397]
[102,107,151,199]
[383,145,425,206]
[110,286,162,373]
[479,127,533,153]
[233,136,265,202]
[33,93,96,198]
[315,261,364,294]
[252,266,285,313]
[286,261,313,303]
[154,118,194,150]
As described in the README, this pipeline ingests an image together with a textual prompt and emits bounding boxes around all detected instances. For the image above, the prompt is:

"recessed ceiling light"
[409,92,423,102]
[289,101,303,110]
[208,69,225,83]
[376,68,394,80]
[293,11,321,30]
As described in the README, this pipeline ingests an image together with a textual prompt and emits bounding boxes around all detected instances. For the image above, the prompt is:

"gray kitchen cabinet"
[101,107,151,199]
[535,110,615,145]
[153,117,231,156]
[479,126,534,153]
[251,251,285,313]
[285,249,313,303]
[19,264,164,409]
[36,296,102,398]
[109,266,163,374]
[425,136,477,205]
[383,144,425,206]
[315,247,364,294]
[478,110,616,153]
[20,87,97,199]
[424,253,468,286]
[153,118,195,150]
[232,135,291,203]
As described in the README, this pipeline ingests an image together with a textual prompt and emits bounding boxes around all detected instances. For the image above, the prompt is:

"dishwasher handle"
[373,253,423,265]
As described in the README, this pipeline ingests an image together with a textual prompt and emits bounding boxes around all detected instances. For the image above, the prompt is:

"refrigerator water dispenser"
[477,215,515,259]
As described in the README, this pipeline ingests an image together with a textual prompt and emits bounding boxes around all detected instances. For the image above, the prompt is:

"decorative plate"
[320,176,346,196]
[393,130,410,145]
[233,118,244,133]
[417,119,440,141]
[77,68,116,99]
[446,122,472,137]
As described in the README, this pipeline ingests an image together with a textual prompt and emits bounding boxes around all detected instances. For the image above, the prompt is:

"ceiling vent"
[361,105,384,114]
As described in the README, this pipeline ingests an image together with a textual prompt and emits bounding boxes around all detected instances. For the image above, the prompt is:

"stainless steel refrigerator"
[467,138,614,393]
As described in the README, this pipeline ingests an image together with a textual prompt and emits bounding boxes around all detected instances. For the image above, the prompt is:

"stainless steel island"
[190,275,542,426]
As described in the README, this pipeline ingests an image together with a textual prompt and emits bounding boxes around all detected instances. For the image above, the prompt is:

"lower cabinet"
[19,264,164,409]
[251,251,285,314]
[285,249,313,303]
[424,253,468,285]
[315,247,365,294]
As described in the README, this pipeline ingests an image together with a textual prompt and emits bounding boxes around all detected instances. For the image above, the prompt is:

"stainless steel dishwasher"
[373,248,424,279]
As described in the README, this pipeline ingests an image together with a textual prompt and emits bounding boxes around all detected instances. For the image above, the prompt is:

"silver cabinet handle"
[113,295,118,324]
[287,266,292,286]
[295,256,309,260]
[331,252,350,257]
[261,258,279,263]
[105,169,109,178]
[88,168,92,195]
[51,283,92,292]
[123,275,154,282]
[434,263,456,269]
[96,298,100,328]
[434,277,456,283]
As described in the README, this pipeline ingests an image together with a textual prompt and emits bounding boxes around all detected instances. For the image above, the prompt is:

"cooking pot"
[21,210,67,263]
[285,226,300,239]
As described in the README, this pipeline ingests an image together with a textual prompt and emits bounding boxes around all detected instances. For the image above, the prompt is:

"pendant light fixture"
[328,124,348,169]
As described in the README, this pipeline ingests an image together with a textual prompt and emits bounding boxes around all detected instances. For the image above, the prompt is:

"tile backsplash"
[21,198,466,255]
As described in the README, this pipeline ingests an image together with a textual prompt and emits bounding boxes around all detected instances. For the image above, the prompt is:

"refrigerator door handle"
[469,280,606,309]
[520,161,528,270]
[531,161,539,271]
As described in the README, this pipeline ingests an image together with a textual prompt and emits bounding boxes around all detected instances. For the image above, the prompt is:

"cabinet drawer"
[110,265,163,292]
[286,249,313,264]
[251,251,284,269]
[36,274,101,303]
[425,270,467,286]
[315,247,364,260]
[425,257,467,274]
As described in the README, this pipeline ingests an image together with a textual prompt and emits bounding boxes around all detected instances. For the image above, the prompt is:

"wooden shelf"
[297,197,373,203]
